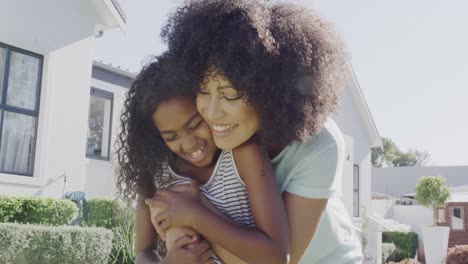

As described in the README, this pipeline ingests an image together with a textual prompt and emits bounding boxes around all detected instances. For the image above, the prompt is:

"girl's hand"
[145,180,206,236]
[164,235,215,264]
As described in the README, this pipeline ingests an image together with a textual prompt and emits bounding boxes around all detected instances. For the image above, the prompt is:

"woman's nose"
[204,96,224,121]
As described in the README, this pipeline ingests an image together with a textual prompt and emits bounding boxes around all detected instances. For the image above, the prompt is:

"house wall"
[373,166,468,198]
[0,38,96,198]
[341,134,354,218]
[438,202,468,247]
[334,78,375,218]
[83,68,131,198]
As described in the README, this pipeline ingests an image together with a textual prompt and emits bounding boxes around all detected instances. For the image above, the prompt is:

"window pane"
[353,191,359,217]
[0,47,5,100]
[0,111,36,175]
[86,94,112,158]
[451,208,463,230]
[6,51,40,111]
[353,165,359,190]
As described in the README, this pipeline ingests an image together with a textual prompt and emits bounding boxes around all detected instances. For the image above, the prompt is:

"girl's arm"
[147,139,290,264]
[136,194,216,264]
[135,195,158,259]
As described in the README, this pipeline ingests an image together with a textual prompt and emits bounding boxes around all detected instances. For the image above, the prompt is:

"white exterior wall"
[0,38,96,198]
[341,134,354,218]
[334,77,376,218]
[84,78,127,198]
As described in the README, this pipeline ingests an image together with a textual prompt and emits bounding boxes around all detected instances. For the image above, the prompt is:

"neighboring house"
[438,192,468,247]
[0,0,126,197]
[373,166,468,199]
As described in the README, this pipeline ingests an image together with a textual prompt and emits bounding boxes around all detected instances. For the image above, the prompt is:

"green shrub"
[382,242,396,263]
[383,231,418,262]
[86,198,125,229]
[85,198,136,264]
[0,222,112,264]
[0,195,77,225]
[446,245,468,264]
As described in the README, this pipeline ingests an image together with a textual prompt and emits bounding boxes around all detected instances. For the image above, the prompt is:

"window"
[0,43,43,176]
[353,164,360,217]
[451,207,464,230]
[86,87,113,160]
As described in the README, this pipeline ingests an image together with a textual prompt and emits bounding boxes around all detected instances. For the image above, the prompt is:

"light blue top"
[271,119,363,264]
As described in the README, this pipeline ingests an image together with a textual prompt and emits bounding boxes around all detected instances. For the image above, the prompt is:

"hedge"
[0,195,77,225]
[382,231,419,262]
[85,198,136,264]
[0,222,113,264]
[382,242,397,263]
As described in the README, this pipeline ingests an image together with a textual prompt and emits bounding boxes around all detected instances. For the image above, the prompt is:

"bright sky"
[95,0,468,166]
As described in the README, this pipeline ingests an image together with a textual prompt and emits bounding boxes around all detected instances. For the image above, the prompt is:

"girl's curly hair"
[115,52,198,202]
[162,0,348,145]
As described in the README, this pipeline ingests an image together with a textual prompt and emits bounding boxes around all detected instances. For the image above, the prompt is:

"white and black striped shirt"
[156,150,255,228]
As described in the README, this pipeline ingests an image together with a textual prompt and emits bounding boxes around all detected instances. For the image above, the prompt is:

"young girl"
[150,1,364,263]
[116,52,289,263]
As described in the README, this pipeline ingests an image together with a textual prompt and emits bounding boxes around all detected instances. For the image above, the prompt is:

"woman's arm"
[283,192,327,264]
[147,139,290,264]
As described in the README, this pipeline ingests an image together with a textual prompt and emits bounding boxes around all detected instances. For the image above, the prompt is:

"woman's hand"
[145,180,207,238]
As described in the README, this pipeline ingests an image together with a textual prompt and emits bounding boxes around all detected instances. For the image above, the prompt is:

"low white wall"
[372,199,395,218]
[393,205,433,237]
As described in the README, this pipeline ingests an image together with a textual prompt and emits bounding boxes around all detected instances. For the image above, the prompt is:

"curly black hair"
[115,52,198,202]
[162,0,347,145]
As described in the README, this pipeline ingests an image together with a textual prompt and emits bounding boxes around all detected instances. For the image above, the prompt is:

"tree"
[371,137,430,167]
[414,176,451,225]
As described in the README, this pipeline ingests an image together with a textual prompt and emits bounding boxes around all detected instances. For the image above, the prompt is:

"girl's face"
[152,96,218,168]
[196,72,261,150]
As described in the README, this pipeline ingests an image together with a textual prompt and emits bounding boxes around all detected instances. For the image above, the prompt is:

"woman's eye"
[197,89,210,95]
[222,94,243,101]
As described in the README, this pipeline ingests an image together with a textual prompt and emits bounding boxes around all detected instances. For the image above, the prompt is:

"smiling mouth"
[186,143,207,162]
[211,124,238,136]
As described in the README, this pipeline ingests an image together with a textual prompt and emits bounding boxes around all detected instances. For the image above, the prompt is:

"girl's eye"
[164,136,177,142]
[188,120,203,130]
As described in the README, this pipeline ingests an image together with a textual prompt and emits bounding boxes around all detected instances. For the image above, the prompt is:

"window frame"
[450,206,465,231]
[85,87,114,161]
[353,164,360,217]
[0,42,43,177]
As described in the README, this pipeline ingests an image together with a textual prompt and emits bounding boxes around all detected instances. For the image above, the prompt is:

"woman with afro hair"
[145,0,364,263]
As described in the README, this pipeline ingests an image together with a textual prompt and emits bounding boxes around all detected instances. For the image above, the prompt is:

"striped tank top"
[155,150,255,227]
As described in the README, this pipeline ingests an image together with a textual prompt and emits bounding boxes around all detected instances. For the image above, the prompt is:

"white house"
[0,0,126,197]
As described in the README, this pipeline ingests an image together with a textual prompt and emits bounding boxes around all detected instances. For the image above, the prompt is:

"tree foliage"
[414,176,451,225]
[371,137,430,167]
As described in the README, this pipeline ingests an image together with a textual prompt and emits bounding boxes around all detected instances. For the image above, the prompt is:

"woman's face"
[152,96,218,168]
[196,71,261,150]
